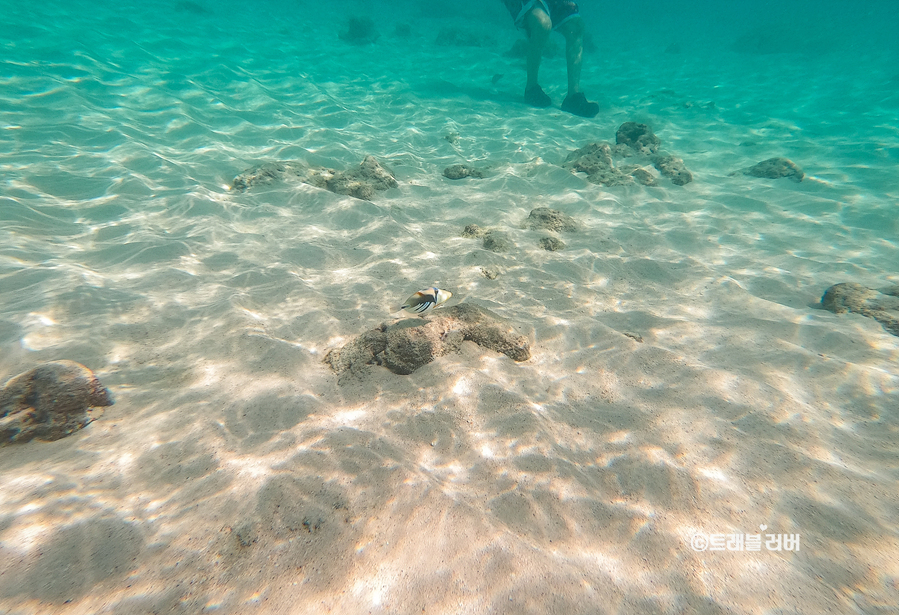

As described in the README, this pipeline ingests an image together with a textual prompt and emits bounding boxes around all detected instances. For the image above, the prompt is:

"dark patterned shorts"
[503,0,580,30]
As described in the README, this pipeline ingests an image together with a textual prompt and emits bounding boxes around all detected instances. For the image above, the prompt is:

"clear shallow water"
[1,1,898,613]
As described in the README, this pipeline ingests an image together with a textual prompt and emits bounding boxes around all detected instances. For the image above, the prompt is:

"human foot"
[561,92,599,118]
[524,85,552,108]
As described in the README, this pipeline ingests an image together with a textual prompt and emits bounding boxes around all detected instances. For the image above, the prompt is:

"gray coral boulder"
[1,361,114,445]
[325,304,532,377]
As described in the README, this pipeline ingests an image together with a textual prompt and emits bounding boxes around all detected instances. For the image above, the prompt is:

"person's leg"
[557,15,598,117]
[557,15,584,95]
[523,7,552,107]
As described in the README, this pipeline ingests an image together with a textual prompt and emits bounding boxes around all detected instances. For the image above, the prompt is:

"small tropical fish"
[400,287,452,315]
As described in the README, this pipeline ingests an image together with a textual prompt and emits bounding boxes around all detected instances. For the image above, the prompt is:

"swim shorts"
[503,0,579,31]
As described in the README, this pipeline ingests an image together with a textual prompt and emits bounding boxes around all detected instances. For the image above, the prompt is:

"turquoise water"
[1,1,898,613]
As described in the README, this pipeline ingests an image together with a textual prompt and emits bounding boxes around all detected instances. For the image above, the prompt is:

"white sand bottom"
[1,2,898,613]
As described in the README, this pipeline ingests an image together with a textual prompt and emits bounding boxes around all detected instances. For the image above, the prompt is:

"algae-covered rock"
[653,155,693,186]
[616,122,661,156]
[1,361,114,445]
[444,164,486,180]
[231,156,397,201]
[731,157,804,182]
[562,142,633,186]
[524,207,579,233]
[325,304,532,377]
[821,282,899,336]
[482,230,513,253]
[461,224,486,238]
[538,236,566,251]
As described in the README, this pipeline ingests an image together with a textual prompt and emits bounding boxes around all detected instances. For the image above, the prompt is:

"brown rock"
[821,283,899,336]
[325,304,532,377]
[1,361,114,445]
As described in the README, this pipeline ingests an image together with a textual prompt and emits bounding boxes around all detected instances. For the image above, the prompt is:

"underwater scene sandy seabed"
[1,1,898,613]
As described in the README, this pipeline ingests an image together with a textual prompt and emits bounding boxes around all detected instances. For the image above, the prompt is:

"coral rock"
[616,122,661,156]
[821,283,899,336]
[230,161,303,193]
[1,361,113,445]
[745,157,804,182]
[444,164,486,180]
[562,142,633,186]
[325,304,532,377]
[629,167,657,186]
[482,230,513,253]
[461,224,486,238]
[231,156,397,201]
[538,237,566,251]
[524,207,579,233]
[653,155,693,185]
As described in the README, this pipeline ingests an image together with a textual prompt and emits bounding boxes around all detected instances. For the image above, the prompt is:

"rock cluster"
[562,122,694,187]
[821,283,899,336]
[462,207,580,253]
[325,304,532,377]
[1,361,114,445]
[460,224,514,252]
[231,156,397,201]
